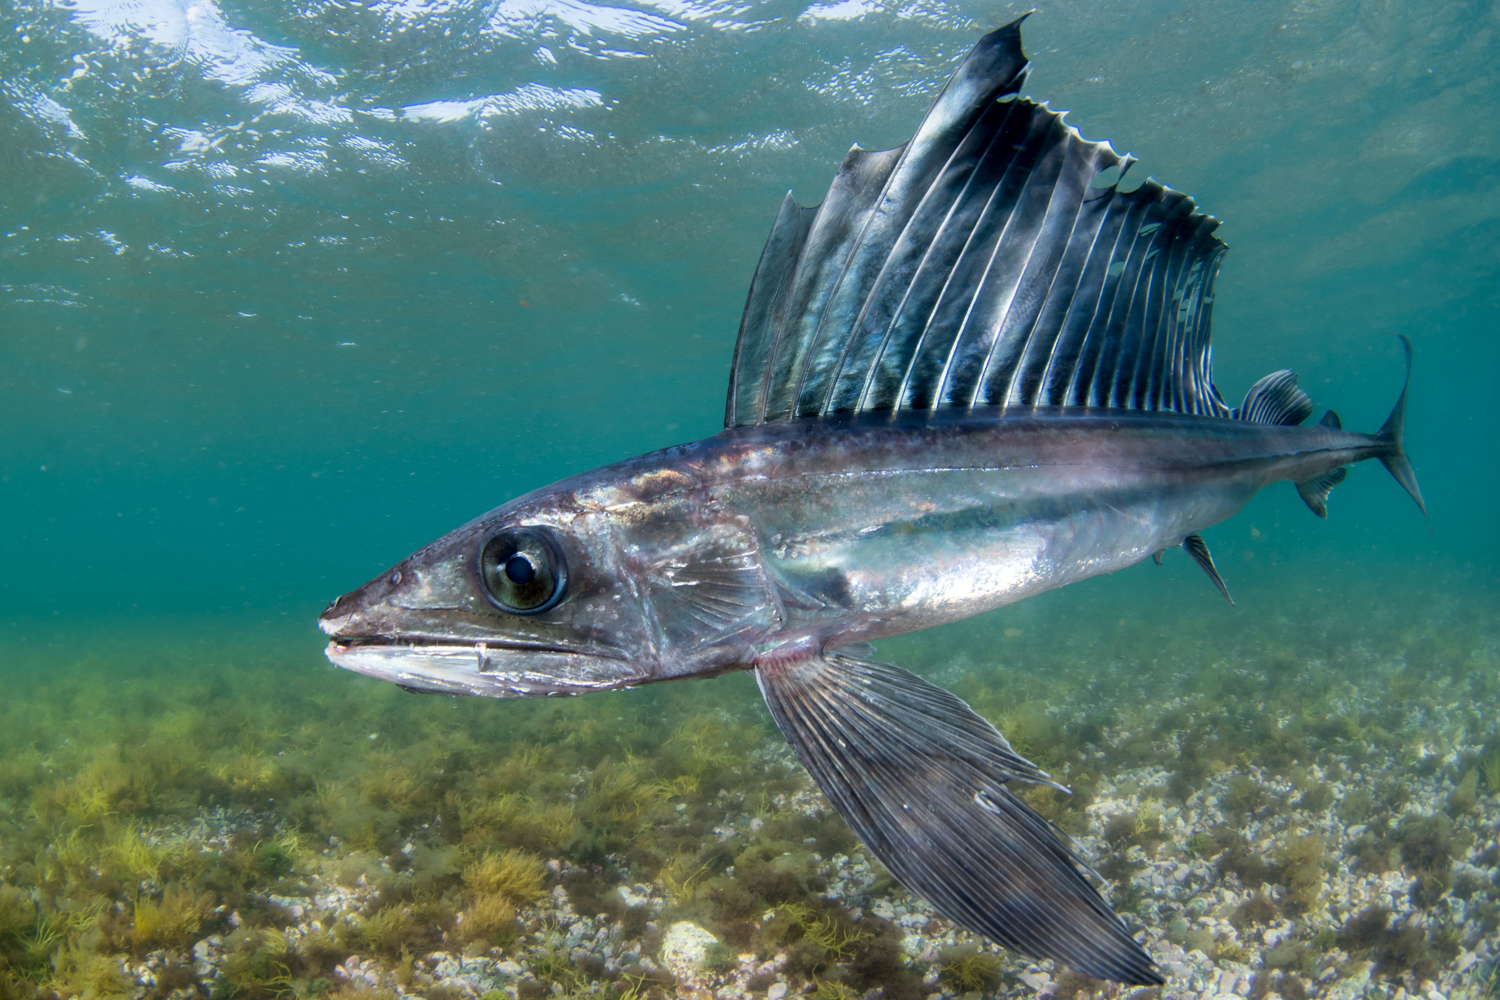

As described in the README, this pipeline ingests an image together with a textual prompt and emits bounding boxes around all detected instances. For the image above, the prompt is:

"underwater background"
[2,0,1498,998]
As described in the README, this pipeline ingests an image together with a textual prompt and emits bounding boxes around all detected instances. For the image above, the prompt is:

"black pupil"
[504,554,535,584]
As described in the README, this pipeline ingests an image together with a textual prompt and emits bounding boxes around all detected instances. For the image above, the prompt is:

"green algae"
[1274,833,1328,915]
[1335,906,1462,984]
[1450,767,1481,814]
[936,944,1002,992]
[1482,750,1500,794]
[0,635,782,998]
[0,572,1495,999]
[1229,890,1280,931]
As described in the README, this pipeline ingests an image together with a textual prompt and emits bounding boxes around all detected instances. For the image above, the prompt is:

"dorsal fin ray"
[1233,369,1314,425]
[725,14,1239,427]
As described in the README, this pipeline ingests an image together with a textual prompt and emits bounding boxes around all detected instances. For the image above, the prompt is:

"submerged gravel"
[131,707,1500,1000]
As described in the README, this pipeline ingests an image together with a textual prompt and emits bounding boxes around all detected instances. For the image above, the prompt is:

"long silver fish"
[319,16,1424,985]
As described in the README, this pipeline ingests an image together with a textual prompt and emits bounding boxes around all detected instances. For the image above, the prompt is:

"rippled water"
[2,0,1498,996]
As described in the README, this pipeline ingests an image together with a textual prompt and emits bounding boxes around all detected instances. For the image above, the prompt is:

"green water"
[2,0,1498,998]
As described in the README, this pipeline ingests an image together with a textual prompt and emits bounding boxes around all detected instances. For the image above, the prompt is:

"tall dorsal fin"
[725,14,1237,427]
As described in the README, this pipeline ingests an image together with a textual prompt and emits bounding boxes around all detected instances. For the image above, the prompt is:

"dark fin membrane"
[1152,551,1164,566]
[1378,335,1427,523]
[1295,467,1348,519]
[1319,409,1342,429]
[755,653,1163,985]
[726,14,1238,426]
[1181,533,1233,605]
[1232,369,1314,426]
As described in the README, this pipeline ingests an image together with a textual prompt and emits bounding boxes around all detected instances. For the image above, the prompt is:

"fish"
[318,14,1425,986]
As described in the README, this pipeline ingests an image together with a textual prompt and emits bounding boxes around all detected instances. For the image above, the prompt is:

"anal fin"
[755,653,1162,985]
[1182,533,1233,605]
[1295,467,1348,519]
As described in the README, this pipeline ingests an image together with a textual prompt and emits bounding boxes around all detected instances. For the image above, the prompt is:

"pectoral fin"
[754,652,1162,985]
[1182,533,1234,605]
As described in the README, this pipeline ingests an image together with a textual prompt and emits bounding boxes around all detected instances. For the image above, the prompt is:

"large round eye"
[479,527,567,614]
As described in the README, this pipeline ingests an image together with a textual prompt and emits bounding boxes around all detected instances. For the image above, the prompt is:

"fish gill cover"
[1,1,1499,999]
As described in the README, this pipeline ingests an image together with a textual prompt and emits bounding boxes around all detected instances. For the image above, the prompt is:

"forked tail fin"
[756,652,1162,985]
[1379,335,1427,523]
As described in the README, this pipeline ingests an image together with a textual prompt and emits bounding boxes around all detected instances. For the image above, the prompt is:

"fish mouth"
[323,635,640,699]
[325,634,588,656]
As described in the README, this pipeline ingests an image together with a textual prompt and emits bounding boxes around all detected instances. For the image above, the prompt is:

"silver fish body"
[320,14,1425,986]
[324,407,1397,696]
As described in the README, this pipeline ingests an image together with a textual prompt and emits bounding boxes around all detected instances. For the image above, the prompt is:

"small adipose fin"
[1181,533,1233,605]
[755,652,1163,985]
[1319,409,1342,429]
[1232,369,1314,426]
[1295,467,1348,519]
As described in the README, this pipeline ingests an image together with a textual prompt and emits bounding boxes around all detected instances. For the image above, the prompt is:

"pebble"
[1020,972,1051,991]
[659,920,719,980]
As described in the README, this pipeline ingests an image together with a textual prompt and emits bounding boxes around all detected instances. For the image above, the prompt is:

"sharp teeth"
[476,642,491,673]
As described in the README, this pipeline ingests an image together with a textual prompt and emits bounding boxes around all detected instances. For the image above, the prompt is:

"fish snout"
[320,563,410,636]
[319,593,360,636]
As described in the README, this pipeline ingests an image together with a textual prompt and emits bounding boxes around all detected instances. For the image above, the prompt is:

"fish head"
[319,485,656,697]
[319,454,782,697]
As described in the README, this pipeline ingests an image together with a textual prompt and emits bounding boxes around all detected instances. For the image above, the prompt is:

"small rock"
[1020,972,1051,991]
[617,884,654,909]
[767,984,788,1000]
[659,921,719,980]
